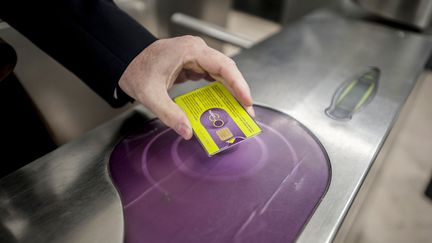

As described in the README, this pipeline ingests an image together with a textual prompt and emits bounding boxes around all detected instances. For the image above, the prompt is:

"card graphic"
[174,81,262,156]
[200,108,246,148]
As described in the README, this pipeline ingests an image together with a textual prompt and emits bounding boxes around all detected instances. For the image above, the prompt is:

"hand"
[118,35,254,140]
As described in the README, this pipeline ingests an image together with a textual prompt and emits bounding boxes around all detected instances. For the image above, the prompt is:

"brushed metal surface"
[171,13,254,48]
[355,0,432,29]
[1,10,431,243]
[233,11,432,242]
[0,109,156,243]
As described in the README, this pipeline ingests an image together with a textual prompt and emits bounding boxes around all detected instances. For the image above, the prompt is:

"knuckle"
[227,58,237,67]
[182,35,195,41]
[220,59,237,76]
[183,35,206,46]
[193,36,206,45]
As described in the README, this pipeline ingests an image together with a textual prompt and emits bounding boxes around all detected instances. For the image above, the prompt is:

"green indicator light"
[354,82,375,111]
[336,79,358,105]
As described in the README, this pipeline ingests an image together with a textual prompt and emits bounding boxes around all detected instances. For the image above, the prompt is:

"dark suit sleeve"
[0,0,157,107]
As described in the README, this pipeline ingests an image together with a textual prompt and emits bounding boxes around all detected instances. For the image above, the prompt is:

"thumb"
[145,92,193,140]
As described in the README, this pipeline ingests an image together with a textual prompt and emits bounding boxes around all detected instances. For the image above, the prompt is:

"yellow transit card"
[174,81,262,156]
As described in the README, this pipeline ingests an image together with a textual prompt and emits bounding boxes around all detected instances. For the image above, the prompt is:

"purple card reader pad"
[109,106,331,243]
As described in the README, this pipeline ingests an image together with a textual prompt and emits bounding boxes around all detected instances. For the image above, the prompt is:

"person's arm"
[0,0,156,107]
[0,0,254,140]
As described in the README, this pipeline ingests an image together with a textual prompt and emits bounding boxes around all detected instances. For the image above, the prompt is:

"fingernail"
[176,124,192,140]
[246,106,256,117]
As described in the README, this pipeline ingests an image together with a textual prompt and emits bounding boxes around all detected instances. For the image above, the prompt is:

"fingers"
[180,36,254,115]
[191,46,254,110]
[245,105,256,117]
[183,60,206,74]
[140,89,193,140]
[119,35,256,141]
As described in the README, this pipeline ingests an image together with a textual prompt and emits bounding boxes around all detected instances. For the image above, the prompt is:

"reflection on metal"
[326,67,380,120]
[156,0,232,51]
[355,0,432,29]
[281,0,332,24]
[171,13,254,48]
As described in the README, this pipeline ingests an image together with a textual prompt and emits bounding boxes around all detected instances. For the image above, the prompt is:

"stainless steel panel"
[171,13,254,48]
[0,109,155,243]
[156,0,232,50]
[1,10,431,243]
[231,11,432,242]
[281,0,335,24]
[355,0,432,29]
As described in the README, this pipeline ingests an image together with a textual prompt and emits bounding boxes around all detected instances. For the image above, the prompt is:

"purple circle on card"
[199,108,247,150]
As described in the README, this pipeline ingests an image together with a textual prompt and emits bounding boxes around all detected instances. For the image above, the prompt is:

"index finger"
[191,47,253,108]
